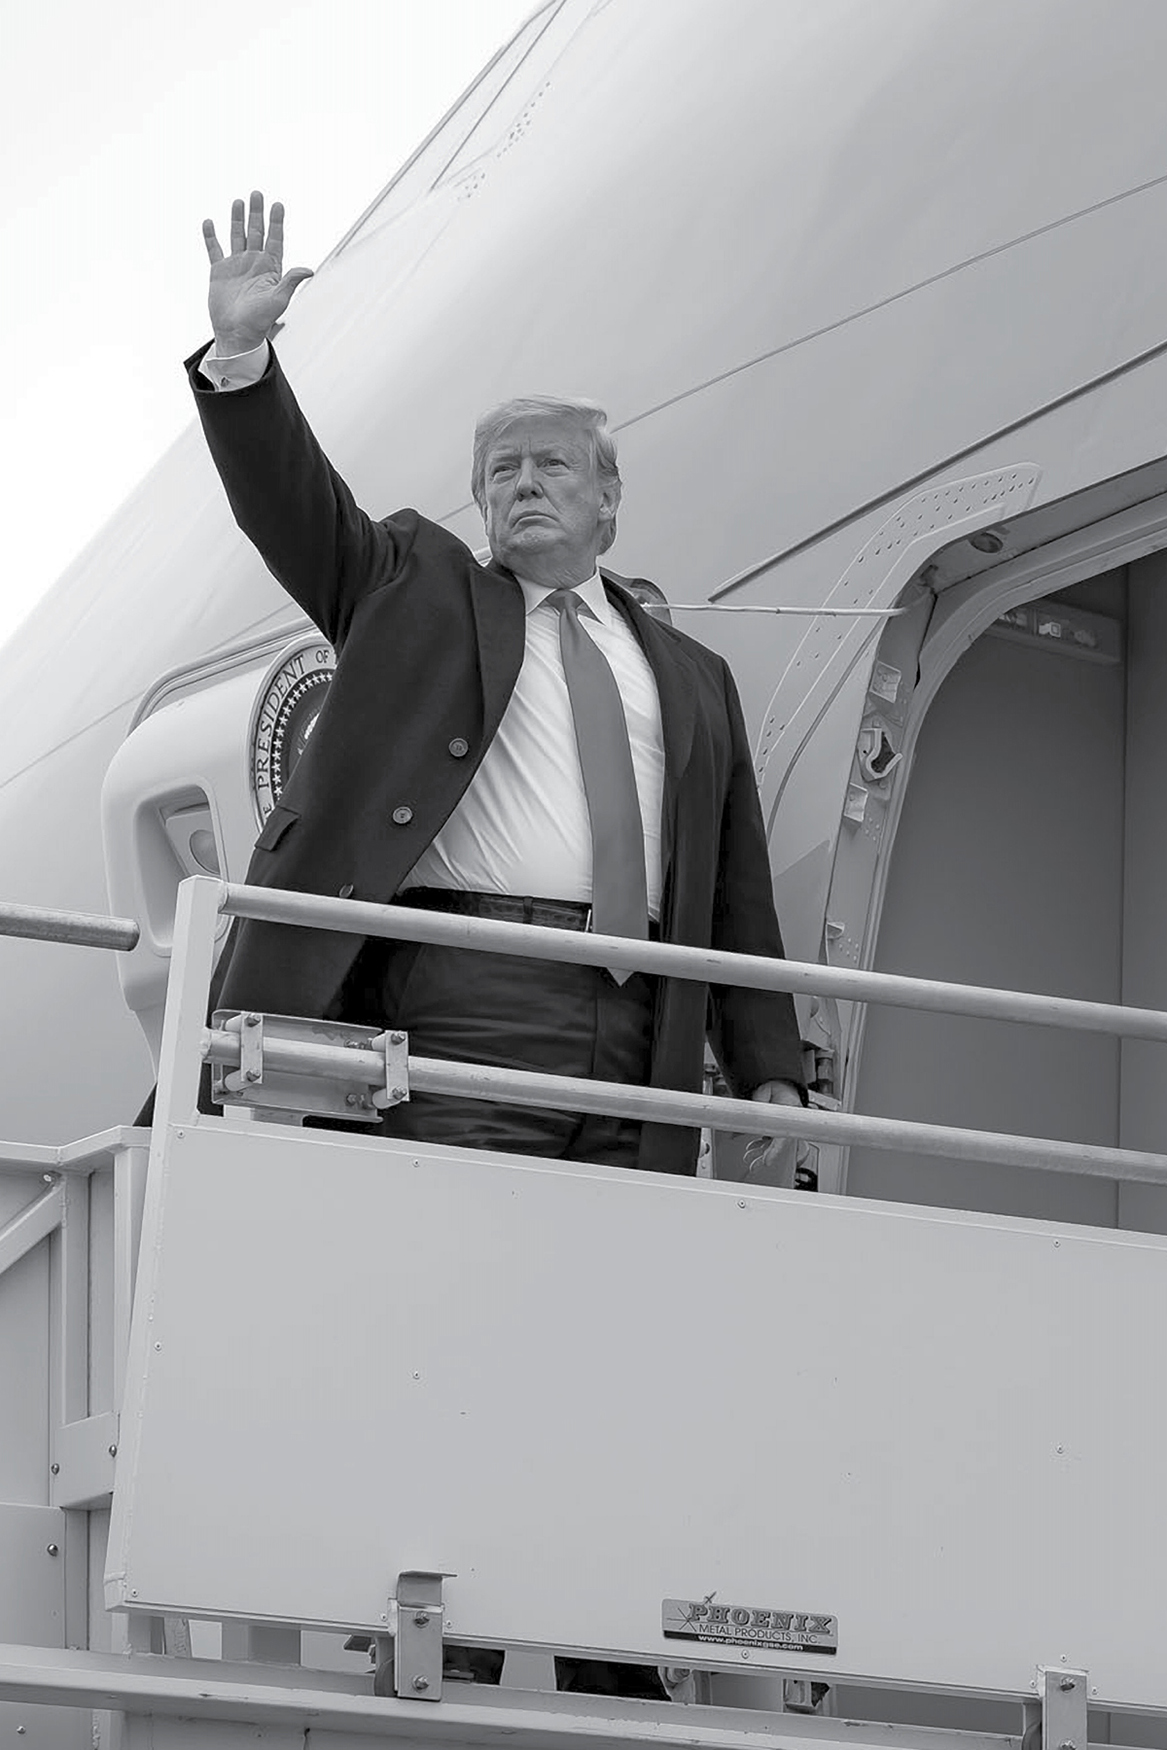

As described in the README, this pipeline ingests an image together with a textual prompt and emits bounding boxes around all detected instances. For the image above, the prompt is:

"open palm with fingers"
[203,189,313,355]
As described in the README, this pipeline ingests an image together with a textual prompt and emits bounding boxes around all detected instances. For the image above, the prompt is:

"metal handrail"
[11,882,1167,1180]
[8,880,1167,1048]
[203,1025,1167,1183]
[199,881,1167,1183]
[0,902,138,953]
[223,882,1167,1043]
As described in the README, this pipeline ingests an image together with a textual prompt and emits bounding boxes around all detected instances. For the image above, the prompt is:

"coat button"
[338,883,354,899]
[448,737,469,758]
[392,806,414,826]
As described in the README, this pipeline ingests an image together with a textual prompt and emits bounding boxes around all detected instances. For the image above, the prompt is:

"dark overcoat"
[189,344,804,1173]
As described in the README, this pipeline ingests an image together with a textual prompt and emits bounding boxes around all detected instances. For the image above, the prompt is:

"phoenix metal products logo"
[662,1597,838,1655]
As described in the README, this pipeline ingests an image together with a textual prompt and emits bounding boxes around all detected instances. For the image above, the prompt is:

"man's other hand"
[745,1078,806,1188]
[751,1078,803,1109]
[203,189,314,356]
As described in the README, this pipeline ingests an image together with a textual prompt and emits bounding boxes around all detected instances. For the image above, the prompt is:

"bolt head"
[414,1611,430,1626]
[390,1031,406,1045]
[109,1444,118,1458]
[245,1012,260,1027]
[245,1067,261,1083]
[391,1086,407,1101]
[46,1543,59,1556]
[1059,1678,1076,1691]
[346,1093,360,1107]
[50,1462,60,1475]
[412,1675,430,1692]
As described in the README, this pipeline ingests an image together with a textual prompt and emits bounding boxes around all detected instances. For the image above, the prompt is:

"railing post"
[107,880,226,1629]
[112,1142,149,1407]
[151,877,227,1134]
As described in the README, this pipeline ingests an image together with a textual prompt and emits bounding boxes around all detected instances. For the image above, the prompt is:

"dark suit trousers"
[323,934,656,1165]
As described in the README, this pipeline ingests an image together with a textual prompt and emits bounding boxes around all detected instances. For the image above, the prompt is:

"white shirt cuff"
[198,340,270,392]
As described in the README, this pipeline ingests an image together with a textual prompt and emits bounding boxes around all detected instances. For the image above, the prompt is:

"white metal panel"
[0,1699,91,1750]
[0,1506,67,1643]
[109,1121,1167,1709]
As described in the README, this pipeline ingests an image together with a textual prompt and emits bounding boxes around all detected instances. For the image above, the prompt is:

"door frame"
[824,485,1167,1195]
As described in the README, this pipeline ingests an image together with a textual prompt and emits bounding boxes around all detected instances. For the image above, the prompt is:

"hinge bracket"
[391,1570,445,1700]
[1024,1665,1088,1750]
[222,1011,264,1095]
[371,1030,410,1110]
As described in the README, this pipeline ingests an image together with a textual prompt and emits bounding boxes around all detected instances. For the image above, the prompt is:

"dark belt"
[397,887,660,937]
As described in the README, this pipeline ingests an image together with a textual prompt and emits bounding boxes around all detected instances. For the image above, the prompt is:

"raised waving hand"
[203,190,313,355]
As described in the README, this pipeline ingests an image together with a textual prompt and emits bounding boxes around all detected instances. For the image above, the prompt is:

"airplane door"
[845,571,1127,1225]
[1116,552,1167,1231]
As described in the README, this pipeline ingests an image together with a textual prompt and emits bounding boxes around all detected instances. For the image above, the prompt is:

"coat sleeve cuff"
[184,338,272,393]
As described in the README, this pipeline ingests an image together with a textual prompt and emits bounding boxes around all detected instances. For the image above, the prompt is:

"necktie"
[545,588,649,982]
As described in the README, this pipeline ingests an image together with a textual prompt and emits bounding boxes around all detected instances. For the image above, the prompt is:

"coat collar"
[467,557,699,873]
[602,570,698,874]
[469,559,526,745]
[601,570,698,784]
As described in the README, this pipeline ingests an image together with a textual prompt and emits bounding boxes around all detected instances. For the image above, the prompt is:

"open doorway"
[844,551,1167,1233]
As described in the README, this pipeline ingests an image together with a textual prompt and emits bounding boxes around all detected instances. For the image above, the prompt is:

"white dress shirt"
[404,573,664,916]
[201,342,666,916]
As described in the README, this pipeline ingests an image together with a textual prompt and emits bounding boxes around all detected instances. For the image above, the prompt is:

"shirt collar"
[516,570,612,627]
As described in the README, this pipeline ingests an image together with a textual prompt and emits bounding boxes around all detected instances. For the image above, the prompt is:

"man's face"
[481,415,617,581]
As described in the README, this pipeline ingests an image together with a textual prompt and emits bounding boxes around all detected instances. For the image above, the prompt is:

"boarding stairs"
[1,877,1167,1749]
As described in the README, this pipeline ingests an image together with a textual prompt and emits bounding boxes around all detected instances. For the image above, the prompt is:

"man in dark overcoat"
[191,191,806,1182]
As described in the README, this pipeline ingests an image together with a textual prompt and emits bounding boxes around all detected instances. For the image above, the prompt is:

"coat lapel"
[470,560,527,743]
[603,574,699,879]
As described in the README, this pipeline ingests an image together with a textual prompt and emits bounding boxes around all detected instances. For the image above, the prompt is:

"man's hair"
[471,394,622,552]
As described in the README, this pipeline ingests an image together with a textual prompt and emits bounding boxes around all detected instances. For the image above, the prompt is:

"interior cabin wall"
[844,569,1129,1224]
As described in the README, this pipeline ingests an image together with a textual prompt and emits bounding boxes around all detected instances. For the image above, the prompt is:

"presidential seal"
[249,637,337,825]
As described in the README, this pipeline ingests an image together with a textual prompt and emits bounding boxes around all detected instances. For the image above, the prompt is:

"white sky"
[1,0,535,655]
